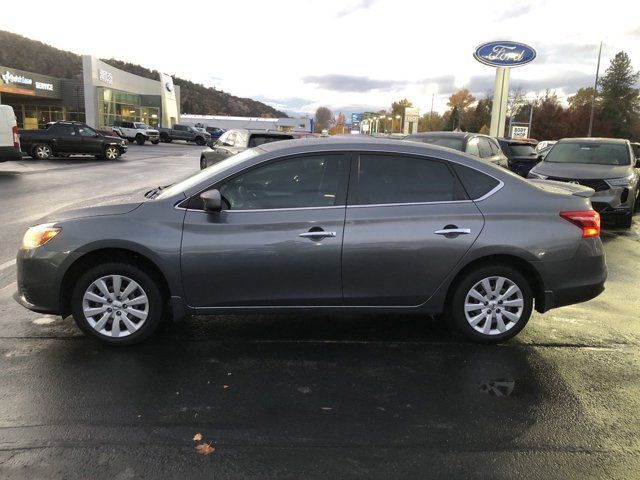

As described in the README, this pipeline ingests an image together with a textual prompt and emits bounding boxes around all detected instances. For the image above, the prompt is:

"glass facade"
[5,103,84,129]
[97,87,160,128]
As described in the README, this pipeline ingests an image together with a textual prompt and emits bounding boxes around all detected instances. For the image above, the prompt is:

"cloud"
[463,70,594,98]
[535,42,600,64]
[302,74,409,92]
[335,0,377,18]
[496,4,534,20]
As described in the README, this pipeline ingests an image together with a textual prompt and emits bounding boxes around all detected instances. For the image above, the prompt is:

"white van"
[0,105,22,162]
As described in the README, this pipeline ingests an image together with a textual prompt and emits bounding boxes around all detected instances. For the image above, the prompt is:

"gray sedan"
[15,138,606,345]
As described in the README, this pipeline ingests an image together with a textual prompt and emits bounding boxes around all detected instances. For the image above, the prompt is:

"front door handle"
[434,228,471,236]
[299,231,337,239]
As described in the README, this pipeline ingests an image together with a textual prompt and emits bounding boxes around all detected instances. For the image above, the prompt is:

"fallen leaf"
[321,407,333,411]
[193,433,202,442]
[195,443,215,456]
[223,385,230,390]
[297,386,312,394]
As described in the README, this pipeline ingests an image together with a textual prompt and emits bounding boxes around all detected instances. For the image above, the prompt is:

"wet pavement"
[1,144,640,479]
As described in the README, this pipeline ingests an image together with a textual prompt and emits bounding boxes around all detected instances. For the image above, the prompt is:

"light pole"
[588,41,603,137]
[395,114,401,134]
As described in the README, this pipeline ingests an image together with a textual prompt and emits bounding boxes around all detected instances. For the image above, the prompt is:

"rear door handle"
[299,231,337,239]
[434,228,471,235]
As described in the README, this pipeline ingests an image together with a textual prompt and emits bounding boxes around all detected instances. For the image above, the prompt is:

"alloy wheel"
[36,145,52,159]
[463,276,524,336]
[82,275,149,338]
[105,147,118,160]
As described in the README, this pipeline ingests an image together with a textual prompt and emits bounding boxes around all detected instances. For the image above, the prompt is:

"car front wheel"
[450,264,533,343]
[70,263,164,345]
[103,146,120,160]
[200,156,207,169]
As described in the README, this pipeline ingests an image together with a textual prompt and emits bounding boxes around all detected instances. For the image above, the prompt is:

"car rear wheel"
[195,136,206,146]
[103,145,120,160]
[200,156,207,169]
[32,144,52,160]
[70,263,164,345]
[135,134,146,145]
[450,265,533,343]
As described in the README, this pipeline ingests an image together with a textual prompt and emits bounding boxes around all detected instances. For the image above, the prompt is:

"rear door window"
[248,135,294,148]
[478,138,493,158]
[453,163,500,199]
[465,137,480,156]
[352,154,466,205]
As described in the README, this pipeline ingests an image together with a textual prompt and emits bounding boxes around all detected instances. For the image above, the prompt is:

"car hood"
[41,190,147,223]
[104,135,124,142]
[531,161,631,179]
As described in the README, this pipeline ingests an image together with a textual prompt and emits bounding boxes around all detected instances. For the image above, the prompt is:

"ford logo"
[474,41,537,68]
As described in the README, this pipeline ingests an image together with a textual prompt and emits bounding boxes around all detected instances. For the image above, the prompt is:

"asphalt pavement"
[1,143,639,479]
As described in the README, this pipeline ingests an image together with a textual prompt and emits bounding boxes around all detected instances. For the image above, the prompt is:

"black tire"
[200,156,207,170]
[135,134,146,145]
[195,136,206,146]
[449,264,533,343]
[103,145,120,160]
[32,143,53,160]
[151,140,160,145]
[70,262,164,346]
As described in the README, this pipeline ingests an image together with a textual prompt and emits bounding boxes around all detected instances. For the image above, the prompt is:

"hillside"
[0,30,286,118]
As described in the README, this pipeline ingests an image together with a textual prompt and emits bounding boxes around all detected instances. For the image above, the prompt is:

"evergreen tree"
[598,51,640,138]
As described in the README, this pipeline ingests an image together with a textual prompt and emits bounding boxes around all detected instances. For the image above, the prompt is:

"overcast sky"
[1,0,638,118]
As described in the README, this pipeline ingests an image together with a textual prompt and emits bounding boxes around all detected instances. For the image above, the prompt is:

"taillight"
[560,210,600,238]
[12,125,20,149]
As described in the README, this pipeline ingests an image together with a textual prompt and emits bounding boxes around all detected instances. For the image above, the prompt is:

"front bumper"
[118,144,128,154]
[14,247,79,316]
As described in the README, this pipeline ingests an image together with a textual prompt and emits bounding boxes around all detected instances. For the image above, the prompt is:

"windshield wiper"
[145,186,164,199]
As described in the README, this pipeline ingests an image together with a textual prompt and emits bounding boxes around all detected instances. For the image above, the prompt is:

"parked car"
[404,132,508,168]
[112,122,160,145]
[497,138,541,177]
[0,105,21,163]
[536,140,557,153]
[19,121,127,160]
[205,126,225,141]
[200,129,294,169]
[15,137,606,346]
[158,124,210,145]
[528,138,639,228]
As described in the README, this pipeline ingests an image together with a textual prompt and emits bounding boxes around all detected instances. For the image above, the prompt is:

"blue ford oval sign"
[474,41,536,68]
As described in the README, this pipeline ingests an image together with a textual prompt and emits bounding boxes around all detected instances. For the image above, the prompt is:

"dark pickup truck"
[158,124,211,145]
[200,129,294,169]
[20,121,127,160]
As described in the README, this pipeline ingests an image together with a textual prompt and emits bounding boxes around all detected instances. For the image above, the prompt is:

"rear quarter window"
[453,164,500,199]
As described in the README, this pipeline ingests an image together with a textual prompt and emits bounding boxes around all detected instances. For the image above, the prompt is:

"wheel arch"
[442,253,545,314]
[59,247,171,317]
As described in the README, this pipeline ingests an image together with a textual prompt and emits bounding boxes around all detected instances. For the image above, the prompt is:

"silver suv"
[528,138,639,228]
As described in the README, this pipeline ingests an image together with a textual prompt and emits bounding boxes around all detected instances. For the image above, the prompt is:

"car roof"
[405,131,472,139]
[226,128,294,136]
[558,137,629,145]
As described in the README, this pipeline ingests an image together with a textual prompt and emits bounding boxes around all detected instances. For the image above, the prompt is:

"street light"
[395,114,401,133]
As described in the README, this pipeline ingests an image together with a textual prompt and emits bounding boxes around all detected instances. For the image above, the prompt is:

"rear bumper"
[0,145,22,162]
[535,249,607,312]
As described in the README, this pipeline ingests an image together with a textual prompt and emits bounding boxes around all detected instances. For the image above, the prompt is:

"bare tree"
[314,107,333,132]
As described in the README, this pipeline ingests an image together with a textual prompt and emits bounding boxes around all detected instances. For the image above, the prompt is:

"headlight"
[528,171,548,180]
[606,174,635,187]
[21,224,62,250]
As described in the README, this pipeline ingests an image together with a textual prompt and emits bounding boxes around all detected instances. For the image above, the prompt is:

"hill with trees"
[0,30,287,118]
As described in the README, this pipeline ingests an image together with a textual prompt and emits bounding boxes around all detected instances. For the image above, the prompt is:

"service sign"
[0,65,60,98]
[474,41,536,68]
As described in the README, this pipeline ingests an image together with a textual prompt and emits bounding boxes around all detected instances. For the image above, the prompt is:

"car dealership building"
[0,56,180,130]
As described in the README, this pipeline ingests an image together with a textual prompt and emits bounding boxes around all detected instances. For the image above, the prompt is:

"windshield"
[134,123,149,129]
[545,142,630,166]
[411,136,464,151]
[509,144,537,156]
[155,148,261,200]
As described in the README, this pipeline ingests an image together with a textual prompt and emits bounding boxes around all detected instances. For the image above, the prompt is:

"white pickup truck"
[111,121,160,145]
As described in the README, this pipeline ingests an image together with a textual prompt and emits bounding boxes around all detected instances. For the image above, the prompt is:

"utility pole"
[588,41,603,137]
[429,93,434,131]
[528,103,534,138]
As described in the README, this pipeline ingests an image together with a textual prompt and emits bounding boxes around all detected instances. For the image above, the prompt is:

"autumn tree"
[314,106,333,132]
[598,51,640,138]
[531,90,567,140]
[329,112,347,135]
[446,89,476,130]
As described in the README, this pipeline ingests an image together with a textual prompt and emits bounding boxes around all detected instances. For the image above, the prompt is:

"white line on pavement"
[0,259,16,272]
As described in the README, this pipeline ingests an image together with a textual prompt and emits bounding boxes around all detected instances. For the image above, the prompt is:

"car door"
[180,152,350,308]
[341,152,485,306]
[173,125,187,140]
[49,123,79,153]
[77,125,104,154]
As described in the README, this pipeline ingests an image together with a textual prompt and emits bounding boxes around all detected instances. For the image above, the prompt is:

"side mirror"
[93,133,100,138]
[201,189,222,213]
